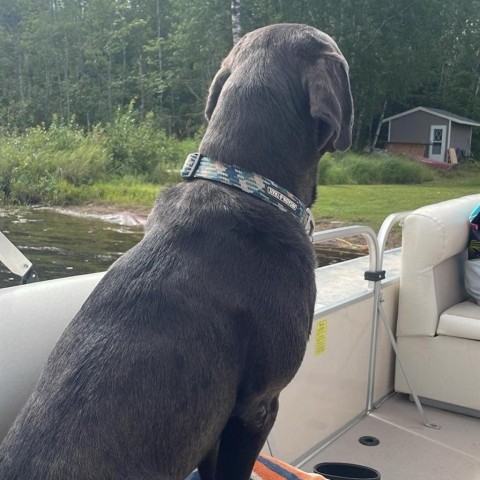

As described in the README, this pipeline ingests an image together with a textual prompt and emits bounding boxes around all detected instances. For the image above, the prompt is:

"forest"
[1,0,480,151]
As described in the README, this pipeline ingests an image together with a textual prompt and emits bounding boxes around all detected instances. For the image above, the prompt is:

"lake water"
[0,208,144,288]
[0,207,365,288]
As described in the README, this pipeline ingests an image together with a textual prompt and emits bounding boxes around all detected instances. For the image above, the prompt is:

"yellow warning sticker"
[315,319,327,355]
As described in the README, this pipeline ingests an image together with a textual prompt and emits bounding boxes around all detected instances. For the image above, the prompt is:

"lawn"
[313,183,480,233]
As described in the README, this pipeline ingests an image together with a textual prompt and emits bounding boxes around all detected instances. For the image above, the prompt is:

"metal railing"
[312,216,438,429]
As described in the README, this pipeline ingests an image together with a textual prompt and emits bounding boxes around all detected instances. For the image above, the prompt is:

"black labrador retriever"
[0,23,352,480]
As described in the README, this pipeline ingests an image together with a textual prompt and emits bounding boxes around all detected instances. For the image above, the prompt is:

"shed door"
[428,125,447,161]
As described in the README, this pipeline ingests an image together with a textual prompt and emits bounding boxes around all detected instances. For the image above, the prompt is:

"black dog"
[0,24,352,480]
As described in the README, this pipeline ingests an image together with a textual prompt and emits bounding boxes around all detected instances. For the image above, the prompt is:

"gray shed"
[382,107,480,163]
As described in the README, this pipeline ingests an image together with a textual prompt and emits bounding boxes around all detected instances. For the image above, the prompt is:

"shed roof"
[382,106,480,127]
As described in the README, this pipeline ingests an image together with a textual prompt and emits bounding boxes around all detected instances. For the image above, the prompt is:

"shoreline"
[7,202,399,253]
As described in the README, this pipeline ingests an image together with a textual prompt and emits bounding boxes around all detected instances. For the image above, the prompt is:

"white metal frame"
[310,217,439,443]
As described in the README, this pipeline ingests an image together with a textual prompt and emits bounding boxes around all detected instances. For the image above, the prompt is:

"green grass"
[313,183,480,233]
[85,181,161,206]
[52,178,162,207]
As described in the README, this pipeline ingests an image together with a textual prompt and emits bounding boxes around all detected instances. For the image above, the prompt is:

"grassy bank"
[49,178,162,208]
[67,179,480,231]
[52,164,480,237]
[81,157,480,230]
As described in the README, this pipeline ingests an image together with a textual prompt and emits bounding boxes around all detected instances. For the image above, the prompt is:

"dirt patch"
[44,205,150,227]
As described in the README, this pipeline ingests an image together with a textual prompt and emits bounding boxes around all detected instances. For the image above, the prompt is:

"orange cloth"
[252,454,327,479]
[185,454,327,479]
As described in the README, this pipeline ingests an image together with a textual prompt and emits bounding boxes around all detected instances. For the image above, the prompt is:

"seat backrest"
[397,194,480,337]
[0,272,103,441]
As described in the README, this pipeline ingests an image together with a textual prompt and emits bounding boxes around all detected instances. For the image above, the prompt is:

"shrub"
[318,154,353,184]
[0,123,109,204]
[317,152,434,185]
[104,103,190,181]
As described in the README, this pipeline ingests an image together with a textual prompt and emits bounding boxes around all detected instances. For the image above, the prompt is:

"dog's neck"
[181,154,315,236]
[199,92,322,208]
[198,142,320,209]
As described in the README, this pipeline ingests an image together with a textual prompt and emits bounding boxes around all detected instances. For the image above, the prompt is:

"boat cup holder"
[314,462,381,480]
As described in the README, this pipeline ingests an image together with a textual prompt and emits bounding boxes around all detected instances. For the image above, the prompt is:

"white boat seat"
[0,272,104,442]
[438,300,480,341]
[395,193,480,414]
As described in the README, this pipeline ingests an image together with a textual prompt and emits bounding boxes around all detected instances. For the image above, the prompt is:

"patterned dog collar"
[181,153,315,237]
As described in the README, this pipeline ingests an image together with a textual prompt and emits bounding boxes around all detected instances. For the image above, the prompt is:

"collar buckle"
[181,153,203,179]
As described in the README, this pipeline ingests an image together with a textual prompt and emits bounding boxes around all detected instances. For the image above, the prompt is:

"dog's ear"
[304,56,353,151]
[205,67,231,121]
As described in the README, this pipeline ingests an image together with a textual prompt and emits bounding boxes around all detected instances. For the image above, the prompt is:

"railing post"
[312,226,379,413]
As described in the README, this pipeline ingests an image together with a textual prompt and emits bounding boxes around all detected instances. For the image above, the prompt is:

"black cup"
[314,462,380,480]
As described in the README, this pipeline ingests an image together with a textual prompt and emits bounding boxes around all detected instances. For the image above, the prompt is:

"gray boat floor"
[300,393,480,479]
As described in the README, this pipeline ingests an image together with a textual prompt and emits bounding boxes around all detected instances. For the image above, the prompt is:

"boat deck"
[300,393,480,479]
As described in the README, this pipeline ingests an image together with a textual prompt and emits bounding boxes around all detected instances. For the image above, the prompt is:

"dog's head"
[205,24,353,154]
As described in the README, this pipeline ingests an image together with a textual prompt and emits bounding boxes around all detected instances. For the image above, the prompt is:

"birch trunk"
[64,35,70,121]
[156,0,164,111]
[231,0,242,45]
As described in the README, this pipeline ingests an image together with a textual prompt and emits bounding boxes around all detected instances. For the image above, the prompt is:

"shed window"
[432,128,444,154]
[433,129,443,142]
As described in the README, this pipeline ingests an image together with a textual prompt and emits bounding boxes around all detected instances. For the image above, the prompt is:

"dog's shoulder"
[148,181,312,254]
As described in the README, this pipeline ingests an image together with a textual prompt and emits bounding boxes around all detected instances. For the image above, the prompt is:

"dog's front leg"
[214,396,279,480]
[197,440,219,480]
